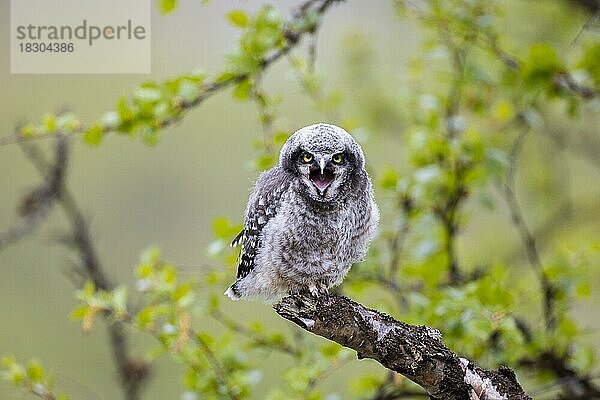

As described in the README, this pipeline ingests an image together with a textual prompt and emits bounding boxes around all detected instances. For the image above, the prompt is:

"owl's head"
[279,123,366,203]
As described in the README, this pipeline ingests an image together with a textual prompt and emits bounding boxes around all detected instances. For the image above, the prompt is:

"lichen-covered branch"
[275,294,531,400]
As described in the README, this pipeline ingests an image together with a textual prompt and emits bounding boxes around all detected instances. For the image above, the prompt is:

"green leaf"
[117,98,134,126]
[70,305,89,320]
[159,0,177,14]
[215,71,237,83]
[256,6,283,30]
[227,10,250,28]
[20,123,39,138]
[213,217,233,239]
[578,42,600,87]
[529,43,559,68]
[576,282,591,298]
[1,355,15,369]
[572,344,595,373]
[10,368,25,385]
[233,79,253,100]
[43,113,57,133]
[209,293,220,311]
[136,307,155,328]
[173,283,194,307]
[491,99,515,122]
[1,355,25,385]
[83,281,96,297]
[320,342,342,357]
[26,360,44,383]
[520,43,563,93]
[558,317,578,339]
[378,167,399,190]
[255,153,276,170]
[161,264,177,286]
[350,374,382,396]
[83,124,104,146]
[226,51,261,75]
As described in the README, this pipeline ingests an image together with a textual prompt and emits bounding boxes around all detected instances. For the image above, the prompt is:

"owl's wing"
[231,168,289,279]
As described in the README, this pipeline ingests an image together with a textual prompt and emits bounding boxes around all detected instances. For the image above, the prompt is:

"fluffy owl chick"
[225,123,379,301]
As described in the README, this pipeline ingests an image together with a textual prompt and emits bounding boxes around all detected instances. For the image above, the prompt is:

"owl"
[225,123,379,301]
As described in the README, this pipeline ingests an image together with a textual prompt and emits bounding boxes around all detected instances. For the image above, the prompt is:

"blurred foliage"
[2,0,600,399]
[1,355,68,400]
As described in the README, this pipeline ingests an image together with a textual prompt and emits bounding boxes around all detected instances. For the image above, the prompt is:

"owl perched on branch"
[225,123,379,301]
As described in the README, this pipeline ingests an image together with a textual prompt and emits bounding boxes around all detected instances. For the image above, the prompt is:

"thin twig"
[307,24,320,74]
[432,12,471,283]
[302,354,352,397]
[499,128,556,329]
[483,32,596,99]
[388,196,412,281]
[249,76,276,155]
[433,162,468,284]
[520,350,600,398]
[572,11,600,46]
[194,334,241,400]
[210,309,299,356]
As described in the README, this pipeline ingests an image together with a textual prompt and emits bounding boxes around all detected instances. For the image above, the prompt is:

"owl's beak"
[319,157,326,175]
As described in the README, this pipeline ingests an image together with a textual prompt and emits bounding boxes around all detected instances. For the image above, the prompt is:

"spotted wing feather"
[232,168,289,279]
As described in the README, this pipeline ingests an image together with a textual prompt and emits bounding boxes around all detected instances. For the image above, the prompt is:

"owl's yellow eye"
[302,152,313,163]
[332,154,344,164]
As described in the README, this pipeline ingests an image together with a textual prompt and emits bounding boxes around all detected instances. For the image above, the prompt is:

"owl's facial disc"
[296,150,348,201]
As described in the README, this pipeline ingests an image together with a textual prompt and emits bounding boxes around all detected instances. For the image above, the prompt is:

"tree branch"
[19,140,149,400]
[275,294,531,400]
[0,0,341,148]
[484,32,597,100]
[0,136,67,250]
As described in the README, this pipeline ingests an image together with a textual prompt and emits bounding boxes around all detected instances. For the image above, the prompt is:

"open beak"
[310,157,335,194]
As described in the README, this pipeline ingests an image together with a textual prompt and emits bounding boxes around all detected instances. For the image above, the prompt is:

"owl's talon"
[306,282,329,300]
[317,282,329,298]
[308,284,320,298]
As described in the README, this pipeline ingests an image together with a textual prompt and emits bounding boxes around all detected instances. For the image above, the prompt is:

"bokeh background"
[0,1,599,399]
